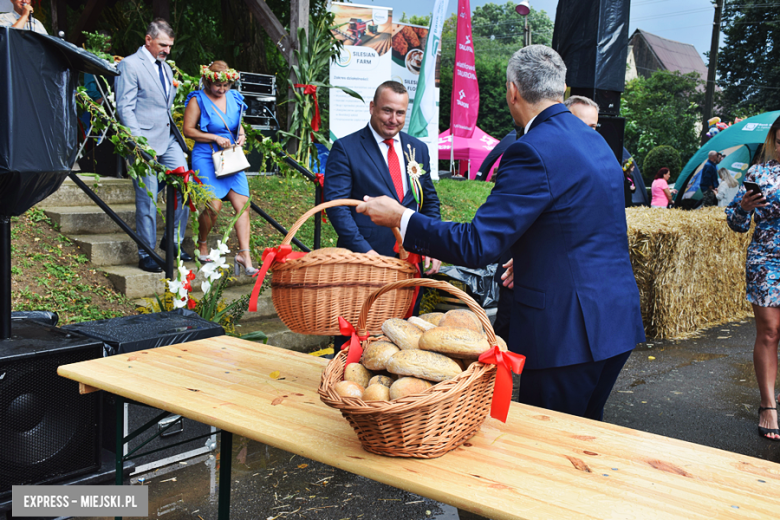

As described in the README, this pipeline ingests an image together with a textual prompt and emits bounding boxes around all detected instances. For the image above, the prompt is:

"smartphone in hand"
[743,181,763,197]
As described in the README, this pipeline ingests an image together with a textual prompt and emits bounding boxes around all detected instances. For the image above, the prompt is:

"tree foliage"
[438,2,554,150]
[717,0,780,121]
[399,12,431,27]
[620,70,704,178]
[643,145,682,182]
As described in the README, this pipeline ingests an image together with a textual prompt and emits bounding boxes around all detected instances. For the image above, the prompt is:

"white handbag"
[210,106,250,178]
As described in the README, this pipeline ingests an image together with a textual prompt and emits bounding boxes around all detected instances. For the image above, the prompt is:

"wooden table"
[58,337,780,520]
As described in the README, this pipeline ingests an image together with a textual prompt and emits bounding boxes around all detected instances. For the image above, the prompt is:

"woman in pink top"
[651,168,675,208]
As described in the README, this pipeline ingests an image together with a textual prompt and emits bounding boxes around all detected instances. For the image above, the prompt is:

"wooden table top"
[58,337,780,520]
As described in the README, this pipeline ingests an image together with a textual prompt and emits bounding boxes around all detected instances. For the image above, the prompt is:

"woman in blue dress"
[183,61,257,275]
[726,116,780,440]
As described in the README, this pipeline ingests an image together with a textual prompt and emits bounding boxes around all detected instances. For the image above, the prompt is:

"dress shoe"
[159,237,192,262]
[138,257,163,273]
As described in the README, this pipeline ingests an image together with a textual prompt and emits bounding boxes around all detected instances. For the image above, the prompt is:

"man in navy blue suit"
[324,81,441,272]
[357,46,645,421]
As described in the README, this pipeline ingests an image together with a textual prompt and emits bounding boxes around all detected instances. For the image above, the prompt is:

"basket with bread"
[319,278,526,458]
[248,199,418,336]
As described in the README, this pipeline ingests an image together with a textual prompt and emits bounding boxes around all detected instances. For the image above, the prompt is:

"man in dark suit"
[324,81,441,273]
[357,46,645,421]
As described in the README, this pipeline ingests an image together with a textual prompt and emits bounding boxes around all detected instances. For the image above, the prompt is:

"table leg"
[218,430,233,520]
[115,395,125,520]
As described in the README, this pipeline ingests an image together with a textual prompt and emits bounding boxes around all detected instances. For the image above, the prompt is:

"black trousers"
[517,349,632,421]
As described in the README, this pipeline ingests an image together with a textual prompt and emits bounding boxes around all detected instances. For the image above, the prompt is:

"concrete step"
[237,318,331,352]
[102,255,260,299]
[45,175,137,207]
[43,203,192,236]
[133,286,277,322]
[71,232,234,266]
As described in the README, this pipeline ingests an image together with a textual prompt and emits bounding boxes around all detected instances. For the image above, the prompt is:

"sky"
[350,0,721,63]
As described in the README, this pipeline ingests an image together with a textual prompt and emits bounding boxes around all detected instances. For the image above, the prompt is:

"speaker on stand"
[238,72,279,175]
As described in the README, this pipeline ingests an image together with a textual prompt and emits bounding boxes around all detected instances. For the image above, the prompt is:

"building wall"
[630,33,663,79]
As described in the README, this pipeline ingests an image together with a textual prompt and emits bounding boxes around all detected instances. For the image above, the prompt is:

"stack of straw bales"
[626,206,754,339]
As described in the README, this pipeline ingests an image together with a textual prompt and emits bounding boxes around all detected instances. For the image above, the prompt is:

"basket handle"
[281,199,408,260]
[356,278,497,345]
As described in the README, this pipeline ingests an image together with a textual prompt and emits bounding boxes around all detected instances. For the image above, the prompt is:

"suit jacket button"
[167,123,170,126]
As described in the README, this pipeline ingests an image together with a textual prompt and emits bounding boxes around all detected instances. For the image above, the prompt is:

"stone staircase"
[39,175,330,351]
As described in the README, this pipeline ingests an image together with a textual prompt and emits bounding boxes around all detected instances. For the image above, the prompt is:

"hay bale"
[626,207,754,339]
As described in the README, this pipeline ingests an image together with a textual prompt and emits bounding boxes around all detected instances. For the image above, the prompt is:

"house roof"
[631,29,708,79]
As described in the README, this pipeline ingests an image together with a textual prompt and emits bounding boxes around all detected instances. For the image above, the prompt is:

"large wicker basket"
[319,278,497,458]
[271,199,417,336]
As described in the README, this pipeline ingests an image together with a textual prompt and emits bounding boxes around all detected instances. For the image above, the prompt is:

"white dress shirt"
[368,123,408,196]
[0,10,48,34]
[141,45,171,97]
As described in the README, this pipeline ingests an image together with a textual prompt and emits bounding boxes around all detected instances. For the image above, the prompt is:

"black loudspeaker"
[62,311,225,472]
[553,0,630,114]
[596,116,625,164]
[570,87,622,116]
[0,321,103,500]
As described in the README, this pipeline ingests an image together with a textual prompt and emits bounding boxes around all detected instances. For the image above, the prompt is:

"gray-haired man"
[116,18,191,272]
[564,95,599,130]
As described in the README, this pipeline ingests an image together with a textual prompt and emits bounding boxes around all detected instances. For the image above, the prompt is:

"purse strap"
[207,94,244,153]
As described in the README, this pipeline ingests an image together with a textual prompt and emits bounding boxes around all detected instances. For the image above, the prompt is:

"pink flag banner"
[450,0,479,138]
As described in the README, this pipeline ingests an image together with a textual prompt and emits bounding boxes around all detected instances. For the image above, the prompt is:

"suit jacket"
[405,104,645,370]
[325,125,441,257]
[115,46,186,156]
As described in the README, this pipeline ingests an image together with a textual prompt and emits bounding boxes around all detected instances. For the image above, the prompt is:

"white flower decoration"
[201,280,212,294]
[172,296,188,309]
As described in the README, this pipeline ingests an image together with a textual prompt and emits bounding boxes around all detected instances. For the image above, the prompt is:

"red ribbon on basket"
[294,84,321,133]
[248,245,307,312]
[165,166,203,212]
[315,173,327,224]
[338,317,368,367]
[478,346,526,423]
[394,242,422,319]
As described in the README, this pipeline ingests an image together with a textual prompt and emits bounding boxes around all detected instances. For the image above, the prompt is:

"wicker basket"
[319,278,497,458]
[271,199,417,336]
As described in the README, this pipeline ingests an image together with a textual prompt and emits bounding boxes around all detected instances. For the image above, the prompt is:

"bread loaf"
[363,384,391,401]
[361,341,400,371]
[333,380,364,399]
[418,327,491,359]
[438,309,484,334]
[408,316,436,331]
[495,335,508,351]
[368,374,394,388]
[344,363,373,388]
[418,312,444,326]
[381,318,423,350]
[389,377,433,400]
[386,349,463,382]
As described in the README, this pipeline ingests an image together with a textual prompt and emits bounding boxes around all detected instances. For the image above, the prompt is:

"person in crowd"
[700,150,722,207]
[651,168,676,208]
[0,0,47,34]
[356,45,645,421]
[563,95,599,130]
[324,80,441,274]
[116,18,191,273]
[726,116,780,440]
[622,160,637,208]
[717,167,740,207]
[183,61,256,275]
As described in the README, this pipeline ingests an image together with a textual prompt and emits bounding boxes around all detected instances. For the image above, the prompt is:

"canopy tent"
[674,110,780,204]
[438,127,500,180]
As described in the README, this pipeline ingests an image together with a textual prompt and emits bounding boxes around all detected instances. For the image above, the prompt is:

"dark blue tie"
[156,60,168,99]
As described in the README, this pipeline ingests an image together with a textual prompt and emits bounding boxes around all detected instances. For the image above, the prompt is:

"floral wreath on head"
[200,64,240,84]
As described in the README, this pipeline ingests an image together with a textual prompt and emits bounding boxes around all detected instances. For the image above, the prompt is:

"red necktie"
[383,138,404,201]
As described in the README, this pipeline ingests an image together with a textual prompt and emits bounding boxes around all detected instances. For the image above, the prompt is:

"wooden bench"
[58,336,780,519]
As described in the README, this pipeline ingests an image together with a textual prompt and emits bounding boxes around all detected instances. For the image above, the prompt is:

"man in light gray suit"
[116,18,191,272]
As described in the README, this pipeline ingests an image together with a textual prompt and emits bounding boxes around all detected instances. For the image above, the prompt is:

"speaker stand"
[0,215,11,340]
[0,449,135,518]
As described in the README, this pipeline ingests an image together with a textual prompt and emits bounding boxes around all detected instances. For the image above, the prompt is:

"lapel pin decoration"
[405,144,425,209]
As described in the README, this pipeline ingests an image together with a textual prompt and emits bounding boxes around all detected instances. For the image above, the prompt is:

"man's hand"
[356,196,405,229]
[366,249,379,256]
[424,257,441,275]
[500,258,514,289]
[741,190,767,212]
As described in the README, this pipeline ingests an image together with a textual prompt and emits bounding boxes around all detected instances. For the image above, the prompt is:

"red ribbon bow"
[294,84,321,133]
[248,245,307,312]
[338,317,368,367]
[165,166,202,212]
[393,242,422,318]
[478,346,526,423]
[315,173,327,224]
